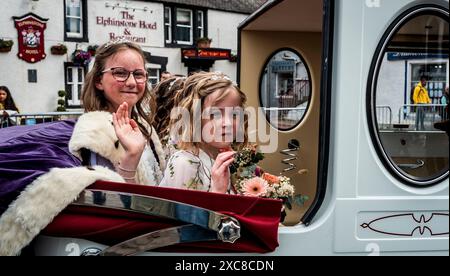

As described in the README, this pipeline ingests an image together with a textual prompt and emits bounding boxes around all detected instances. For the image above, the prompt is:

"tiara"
[210,72,237,86]
[104,38,132,49]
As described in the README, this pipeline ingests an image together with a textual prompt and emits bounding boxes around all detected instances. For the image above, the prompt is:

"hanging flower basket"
[50,44,68,55]
[87,44,99,56]
[0,39,13,53]
[71,49,92,66]
[0,47,12,53]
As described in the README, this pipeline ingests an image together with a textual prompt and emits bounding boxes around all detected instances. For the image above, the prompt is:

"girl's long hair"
[81,41,155,141]
[152,77,186,142]
[0,86,19,111]
[171,71,248,152]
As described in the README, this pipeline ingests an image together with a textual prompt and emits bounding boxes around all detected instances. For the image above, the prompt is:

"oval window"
[260,49,312,131]
[369,6,449,186]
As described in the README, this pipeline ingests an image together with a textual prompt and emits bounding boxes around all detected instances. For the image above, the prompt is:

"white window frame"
[164,7,172,44]
[146,64,162,87]
[175,8,193,45]
[197,10,204,38]
[66,0,83,38]
[66,66,84,106]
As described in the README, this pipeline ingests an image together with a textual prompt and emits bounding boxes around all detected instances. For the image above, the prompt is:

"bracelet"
[118,164,137,173]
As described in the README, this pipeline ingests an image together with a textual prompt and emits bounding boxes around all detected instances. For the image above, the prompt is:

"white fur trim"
[69,111,124,165]
[69,111,166,185]
[0,166,124,256]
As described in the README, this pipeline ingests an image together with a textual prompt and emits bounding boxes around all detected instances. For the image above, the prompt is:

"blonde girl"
[160,71,247,194]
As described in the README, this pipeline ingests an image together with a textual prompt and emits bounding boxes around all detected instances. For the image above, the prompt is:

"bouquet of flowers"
[229,144,308,219]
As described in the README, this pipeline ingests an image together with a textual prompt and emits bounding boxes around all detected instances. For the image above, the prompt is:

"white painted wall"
[207,10,247,51]
[0,0,67,113]
[208,10,247,80]
[0,0,246,113]
[88,0,164,47]
[377,55,405,122]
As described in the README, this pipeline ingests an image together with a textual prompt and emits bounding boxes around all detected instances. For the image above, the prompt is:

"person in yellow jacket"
[413,76,431,131]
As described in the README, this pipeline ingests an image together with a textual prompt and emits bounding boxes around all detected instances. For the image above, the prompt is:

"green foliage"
[57,90,67,112]
[58,90,67,97]
[0,39,13,48]
[285,194,310,210]
[87,44,99,51]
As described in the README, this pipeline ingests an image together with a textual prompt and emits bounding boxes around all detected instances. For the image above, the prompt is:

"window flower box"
[50,44,68,55]
[0,39,13,53]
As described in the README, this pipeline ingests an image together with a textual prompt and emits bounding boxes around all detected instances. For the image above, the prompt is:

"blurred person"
[413,76,431,131]
[0,86,19,127]
[160,71,172,82]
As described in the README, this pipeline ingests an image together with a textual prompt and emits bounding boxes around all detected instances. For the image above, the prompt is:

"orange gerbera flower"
[262,173,280,184]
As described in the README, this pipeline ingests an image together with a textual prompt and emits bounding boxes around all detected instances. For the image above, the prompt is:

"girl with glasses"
[69,40,165,185]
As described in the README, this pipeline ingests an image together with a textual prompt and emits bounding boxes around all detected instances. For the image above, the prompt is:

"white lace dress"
[160,149,232,193]
[136,144,164,185]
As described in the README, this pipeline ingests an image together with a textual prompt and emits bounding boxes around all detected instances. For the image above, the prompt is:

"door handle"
[397,159,425,170]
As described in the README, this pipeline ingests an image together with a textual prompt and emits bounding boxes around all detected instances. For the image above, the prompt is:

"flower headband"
[210,72,237,86]
[104,38,132,49]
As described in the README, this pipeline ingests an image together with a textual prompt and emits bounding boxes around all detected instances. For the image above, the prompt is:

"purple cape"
[0,120,81,215]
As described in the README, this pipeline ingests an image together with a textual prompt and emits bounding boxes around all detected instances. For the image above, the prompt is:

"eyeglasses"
[102,67,148,84]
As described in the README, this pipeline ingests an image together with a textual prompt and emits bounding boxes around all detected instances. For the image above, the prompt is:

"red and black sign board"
[13,13,48,63]
[182,48,231,61]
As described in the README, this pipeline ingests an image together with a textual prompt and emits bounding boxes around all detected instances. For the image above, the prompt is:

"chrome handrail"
[72,189,242,256]
[396,104,447,130]
[376,105,392,127]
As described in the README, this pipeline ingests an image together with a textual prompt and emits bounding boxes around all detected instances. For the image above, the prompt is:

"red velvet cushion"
[42,181,282,253]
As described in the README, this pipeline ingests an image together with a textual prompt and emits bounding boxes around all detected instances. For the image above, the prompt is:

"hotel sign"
[96,11,157,44]
[182,48,231,61]
[13,13,48,63]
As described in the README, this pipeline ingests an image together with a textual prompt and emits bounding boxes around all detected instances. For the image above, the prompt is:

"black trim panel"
[302,0,334,226]
[164,4,208,48]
